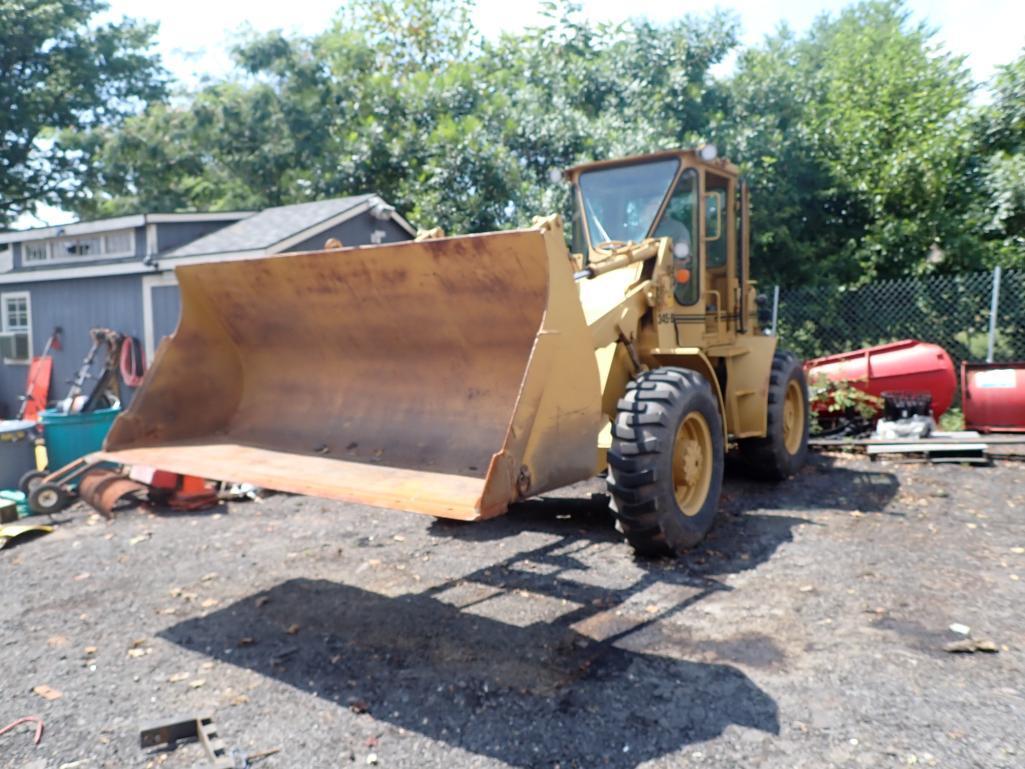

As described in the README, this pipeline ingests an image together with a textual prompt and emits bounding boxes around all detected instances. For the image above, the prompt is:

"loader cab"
[567,148,753,345]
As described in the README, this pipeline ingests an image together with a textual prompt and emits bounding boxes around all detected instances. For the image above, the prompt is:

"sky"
[19,0,1025,228]
[97,0,1023,88]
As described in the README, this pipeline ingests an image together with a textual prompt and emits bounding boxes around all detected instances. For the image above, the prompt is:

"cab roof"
[564,147,739,180]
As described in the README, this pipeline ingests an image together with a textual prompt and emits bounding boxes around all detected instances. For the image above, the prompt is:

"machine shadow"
[157,458,900,766]
[162,571,779,768]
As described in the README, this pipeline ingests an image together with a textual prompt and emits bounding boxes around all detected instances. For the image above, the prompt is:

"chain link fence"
[774,268,1025,369]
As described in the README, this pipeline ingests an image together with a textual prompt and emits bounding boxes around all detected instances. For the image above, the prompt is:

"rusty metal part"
[102,218,602,521]
[139,713,232,769]
[78,468,147,518]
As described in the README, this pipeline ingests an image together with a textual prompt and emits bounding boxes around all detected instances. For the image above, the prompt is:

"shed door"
[142,273,181,362]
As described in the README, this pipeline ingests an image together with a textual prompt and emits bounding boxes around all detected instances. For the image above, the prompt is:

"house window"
[59,235,102,257]
[20,228,136,264]
[1,292,32,364]
[104,230,134,256]
[24,241,50,263]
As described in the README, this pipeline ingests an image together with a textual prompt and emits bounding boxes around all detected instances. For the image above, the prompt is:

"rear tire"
[18,469,48,495]
[29,482,71,515]
[739,350,809,480]
[607,367,725,557]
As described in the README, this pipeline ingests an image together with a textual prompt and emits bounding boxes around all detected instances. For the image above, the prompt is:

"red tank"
[962,361,1025,432]
[805,340,956,418]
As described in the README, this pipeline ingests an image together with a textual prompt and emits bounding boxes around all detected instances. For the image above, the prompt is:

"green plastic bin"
[40,407,121,470]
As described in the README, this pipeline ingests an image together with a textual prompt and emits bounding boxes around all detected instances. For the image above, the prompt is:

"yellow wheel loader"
[100,147,809,556]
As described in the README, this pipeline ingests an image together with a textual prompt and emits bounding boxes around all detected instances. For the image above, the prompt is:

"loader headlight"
[673,241,690,259]
[698,143,718,162]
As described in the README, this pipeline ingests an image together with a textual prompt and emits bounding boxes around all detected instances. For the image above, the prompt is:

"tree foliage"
[0,0,166,226]
[9,0,1025,286]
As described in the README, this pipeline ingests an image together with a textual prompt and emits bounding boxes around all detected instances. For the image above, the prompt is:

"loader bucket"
[101,219,603,520]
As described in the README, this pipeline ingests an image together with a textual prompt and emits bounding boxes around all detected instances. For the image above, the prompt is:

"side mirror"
[704,191,723,241]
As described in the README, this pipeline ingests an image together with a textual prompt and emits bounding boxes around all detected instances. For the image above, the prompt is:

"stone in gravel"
[32,684,62,700]
[948,623,971,635]
[286,623,301,635]
[366,753,379,765]
[255,596,270,607]
[167,672,190,683]
[943,639,999,653]
[189,678,206,688]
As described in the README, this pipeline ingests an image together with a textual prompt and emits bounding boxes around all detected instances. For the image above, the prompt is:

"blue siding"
[0,274,145,417]
[152,284,181,344]
[286,214,411,252]
[157,221,238,255]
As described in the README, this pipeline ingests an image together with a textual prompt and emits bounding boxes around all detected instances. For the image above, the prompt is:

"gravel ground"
[2,452,1024,769]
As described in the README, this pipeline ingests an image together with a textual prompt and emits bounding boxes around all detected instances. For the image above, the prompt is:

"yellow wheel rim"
[783,379,805,455]
[672,411,714,516]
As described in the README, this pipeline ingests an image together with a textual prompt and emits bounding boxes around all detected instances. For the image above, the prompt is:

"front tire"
[607,368,725,557]
[739,350,809,480]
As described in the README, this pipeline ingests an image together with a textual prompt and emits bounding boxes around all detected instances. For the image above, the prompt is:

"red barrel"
[962,361,1025,432]
[805,340,956,418]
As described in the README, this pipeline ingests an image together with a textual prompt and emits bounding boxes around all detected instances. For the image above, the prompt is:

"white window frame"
[19,228,136,265]
[23,240,51,263]
[1,291,33,364]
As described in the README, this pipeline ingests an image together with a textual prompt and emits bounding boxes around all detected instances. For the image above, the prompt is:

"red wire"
[0,715,44,745]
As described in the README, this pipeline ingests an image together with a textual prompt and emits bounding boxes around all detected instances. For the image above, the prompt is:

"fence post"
[771,285,780,337]
[987,266,1002,363]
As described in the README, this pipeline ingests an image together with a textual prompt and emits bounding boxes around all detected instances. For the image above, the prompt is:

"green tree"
[0,0,166,226]
[722,1,976,286]
[974,50,1025,266]
[64,0,737,233]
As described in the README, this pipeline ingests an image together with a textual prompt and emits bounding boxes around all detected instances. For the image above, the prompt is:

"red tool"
[17,327,61,421]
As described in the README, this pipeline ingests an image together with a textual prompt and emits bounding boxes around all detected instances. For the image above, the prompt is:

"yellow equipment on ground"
[102,148,809,555]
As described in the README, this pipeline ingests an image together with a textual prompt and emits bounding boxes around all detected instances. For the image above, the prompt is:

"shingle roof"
[166,195,375,257]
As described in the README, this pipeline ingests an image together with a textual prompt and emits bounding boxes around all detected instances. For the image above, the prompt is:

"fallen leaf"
[286,623,301,635]
[349,699,369,714]
[189,678,206,689]
[33,684,63,700]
